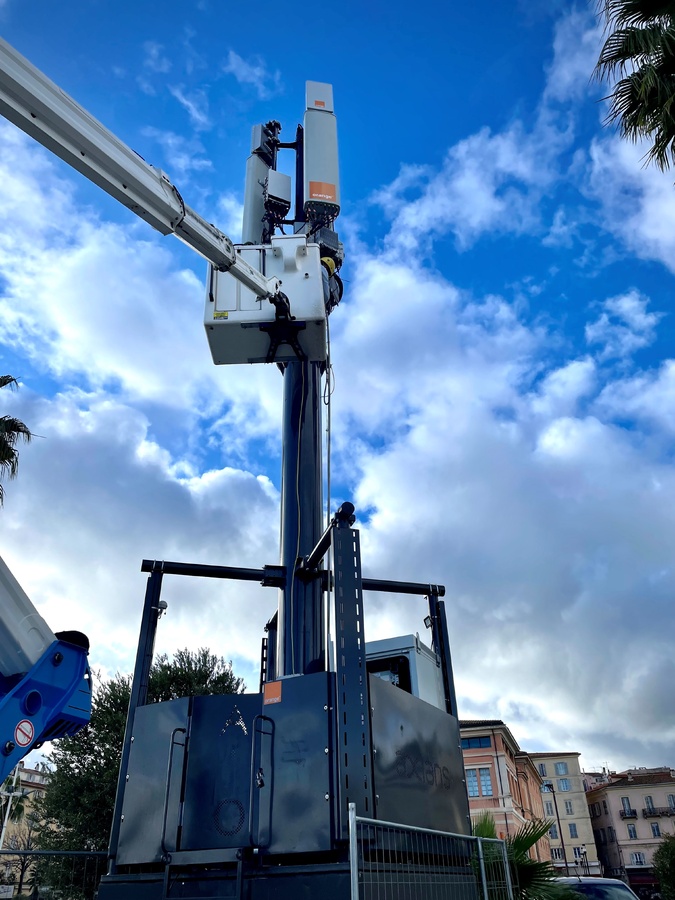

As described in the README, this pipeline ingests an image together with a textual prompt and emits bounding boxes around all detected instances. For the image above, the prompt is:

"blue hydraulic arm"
[0,557,91,781]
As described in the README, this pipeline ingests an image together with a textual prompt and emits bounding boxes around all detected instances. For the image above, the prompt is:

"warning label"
[14,719,34,748]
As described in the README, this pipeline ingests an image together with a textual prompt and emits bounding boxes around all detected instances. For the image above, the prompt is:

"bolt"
[304,273,309,278]
[52,652,64,666]
[325,747,329,754]
[130,736,134,743]
[3,741,15,756]
[325,793,330,801]
[120,815,124,822]
[324,705,328,711]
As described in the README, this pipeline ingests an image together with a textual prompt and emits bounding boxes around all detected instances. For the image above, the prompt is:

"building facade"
[460,720,550,860]
[529,751,601,876]
[586,767,675,897]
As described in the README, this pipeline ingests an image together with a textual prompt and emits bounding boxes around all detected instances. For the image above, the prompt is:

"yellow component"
[320,257,336,277]
[213,311,229,319]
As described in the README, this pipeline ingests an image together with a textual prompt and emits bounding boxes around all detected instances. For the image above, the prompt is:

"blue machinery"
[0,557,91,783]
[0,41,476,900]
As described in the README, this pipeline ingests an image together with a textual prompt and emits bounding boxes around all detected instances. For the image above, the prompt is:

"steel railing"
[348,806,514,900]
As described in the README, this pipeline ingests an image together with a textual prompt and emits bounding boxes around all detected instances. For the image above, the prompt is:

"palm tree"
[0,376,32,506]
[473,812,574,900]
[594,1,675,170]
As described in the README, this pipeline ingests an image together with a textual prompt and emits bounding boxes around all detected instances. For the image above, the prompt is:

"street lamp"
[542,782,569,875]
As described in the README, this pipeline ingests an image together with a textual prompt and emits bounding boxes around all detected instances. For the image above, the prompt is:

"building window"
[558,779,571,792]
[550,825,558,840]
[645,796,655,813]
[652,823,661,838]
[573,847,584,860]
[608,826,616,843]
[565,800,574,815]
[599,828,607,844]
[545,801,554,817]
[569,823,578,839]
[461,736,492,749]
[603,800,608,814]
[538,763,547,777]
[621,797,632,815]
[466,769,479,797]
[627,824,637,840]
[479,768,493,797]
[630,852,646,866]
[668,794,675,811]
[552,848,564,861]
[555,762,569,776]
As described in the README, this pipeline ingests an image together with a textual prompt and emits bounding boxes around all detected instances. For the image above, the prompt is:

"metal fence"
[0,850,107,900]
[348,806,514,900]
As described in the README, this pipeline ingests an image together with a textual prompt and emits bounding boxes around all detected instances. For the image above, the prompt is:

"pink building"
[460,720,550,860]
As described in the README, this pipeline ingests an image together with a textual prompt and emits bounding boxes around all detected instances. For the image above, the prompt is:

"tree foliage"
[594,0,675,170]
[473,812,574,900]
[654,834,675,900]
[32,648,244,898]
[0,376,32,506]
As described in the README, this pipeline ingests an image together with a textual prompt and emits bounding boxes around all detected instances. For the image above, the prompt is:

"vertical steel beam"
[333,523,374,833]
[277,360,324,676]
[107,567,163,871]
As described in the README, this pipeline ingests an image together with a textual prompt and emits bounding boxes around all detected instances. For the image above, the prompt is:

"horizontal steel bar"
[361,577,445,597]
[140,560,285,587]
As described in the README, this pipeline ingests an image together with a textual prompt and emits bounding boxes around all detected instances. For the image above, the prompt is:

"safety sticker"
[213,311,229,319]
[14,719,34,748]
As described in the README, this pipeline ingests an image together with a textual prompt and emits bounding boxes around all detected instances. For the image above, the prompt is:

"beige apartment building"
[529,751,601,876]
[460,720,551,860]
[585,767,675,897]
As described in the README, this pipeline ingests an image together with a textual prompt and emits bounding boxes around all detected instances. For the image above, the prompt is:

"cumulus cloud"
[3,4,675,775]
[221,50,281,99]
[585,291,661,360]
[586,136,675,273]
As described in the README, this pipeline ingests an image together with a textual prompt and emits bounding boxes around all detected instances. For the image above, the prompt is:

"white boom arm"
[0,39,278,299]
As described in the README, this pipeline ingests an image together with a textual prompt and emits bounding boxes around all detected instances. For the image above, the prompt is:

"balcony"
[642,807,675,818]
[620,809,638,819]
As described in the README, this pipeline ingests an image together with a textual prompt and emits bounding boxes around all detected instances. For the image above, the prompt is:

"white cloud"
[585,291,661,359]
[587,136,675,273]
[543,7,603,104]
[221,51,281,100]
[168,85,211,131]
[143,41,171,74]
[142,127,212,176]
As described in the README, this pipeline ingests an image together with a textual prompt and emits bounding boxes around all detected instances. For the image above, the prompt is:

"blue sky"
[1,1,674,773]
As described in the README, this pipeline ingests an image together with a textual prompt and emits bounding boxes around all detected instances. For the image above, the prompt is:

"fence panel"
[349,808,513,900]
[0,850,107,900]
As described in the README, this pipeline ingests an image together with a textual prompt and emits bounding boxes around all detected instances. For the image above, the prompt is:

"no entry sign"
[14,719,34,747]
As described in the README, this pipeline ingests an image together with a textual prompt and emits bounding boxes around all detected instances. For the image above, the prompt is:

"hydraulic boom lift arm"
[0,38,279,300]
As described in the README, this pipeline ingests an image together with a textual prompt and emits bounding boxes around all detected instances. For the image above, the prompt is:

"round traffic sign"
[14,719,34,748]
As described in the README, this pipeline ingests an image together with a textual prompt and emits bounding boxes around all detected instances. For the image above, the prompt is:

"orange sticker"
[263,681,282,705]
[314,99,326,108]
[309,181,337,202]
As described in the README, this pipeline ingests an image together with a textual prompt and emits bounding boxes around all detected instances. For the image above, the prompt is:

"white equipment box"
[204,234,327,365]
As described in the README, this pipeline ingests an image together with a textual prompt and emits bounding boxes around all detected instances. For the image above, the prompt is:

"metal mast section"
[240,85,342,677]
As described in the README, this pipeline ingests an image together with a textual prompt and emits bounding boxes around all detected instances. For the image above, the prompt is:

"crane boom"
[0,38,278,299]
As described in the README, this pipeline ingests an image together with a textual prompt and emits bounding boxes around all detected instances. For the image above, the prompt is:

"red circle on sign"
[14,719,34,748]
